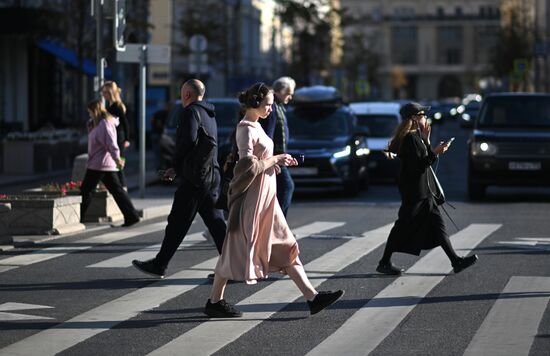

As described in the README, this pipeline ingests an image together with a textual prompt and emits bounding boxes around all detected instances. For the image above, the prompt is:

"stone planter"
[0,195,85,235]
[0,203,13,246]
[24,189,123,224]
[80,190,123,223]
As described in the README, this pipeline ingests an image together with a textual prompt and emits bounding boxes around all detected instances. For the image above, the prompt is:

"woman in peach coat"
[204,83,344,318]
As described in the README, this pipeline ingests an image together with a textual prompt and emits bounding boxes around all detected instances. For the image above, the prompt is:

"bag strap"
[428,166,446,202]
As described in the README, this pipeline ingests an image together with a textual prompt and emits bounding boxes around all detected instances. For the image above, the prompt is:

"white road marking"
[0,221,344,356]
[498,237,550,251]
[0,302,54,321]
[463,276,550,356]
[87,232,205,268]
[0,222,166,273]
[307,224,501,356]
[147,223,394,356]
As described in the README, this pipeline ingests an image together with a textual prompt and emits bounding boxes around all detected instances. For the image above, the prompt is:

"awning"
[37,39,112,77]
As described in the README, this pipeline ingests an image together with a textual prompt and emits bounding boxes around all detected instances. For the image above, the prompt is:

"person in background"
[260,76,296,217]
[151,103,169,170]
[81,100,140,227]
[376,102,478,275]
[205,83,344,318]
[101,81,130,188]
[132,79,226,279]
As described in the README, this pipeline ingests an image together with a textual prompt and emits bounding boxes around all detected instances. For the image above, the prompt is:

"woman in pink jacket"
[80,100,140,227]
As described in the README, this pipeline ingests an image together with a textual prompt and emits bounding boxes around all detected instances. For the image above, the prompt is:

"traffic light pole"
[94,0,105,100]
[138,45,147,199]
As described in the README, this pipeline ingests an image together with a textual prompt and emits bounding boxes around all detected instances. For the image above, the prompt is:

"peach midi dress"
[214,119,302,284]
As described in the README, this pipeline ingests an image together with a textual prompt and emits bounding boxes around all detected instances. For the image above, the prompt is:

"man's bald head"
[183,79,205,97]
[181,79,206,107]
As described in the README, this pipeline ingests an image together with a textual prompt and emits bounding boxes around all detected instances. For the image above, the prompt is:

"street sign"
[189,34,207,52]
[189,53,208,74]
[116,44,171,64]
[513,58,529,75]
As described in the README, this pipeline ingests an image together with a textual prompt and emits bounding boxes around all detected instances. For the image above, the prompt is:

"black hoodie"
[172,100,220,176]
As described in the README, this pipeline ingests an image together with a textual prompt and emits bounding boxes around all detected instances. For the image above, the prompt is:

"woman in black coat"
[377,102,478,275]
[101,81,130,188]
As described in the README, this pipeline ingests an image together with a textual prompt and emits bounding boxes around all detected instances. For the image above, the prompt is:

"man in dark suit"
[132,79,226,278]
[260,76,296,217]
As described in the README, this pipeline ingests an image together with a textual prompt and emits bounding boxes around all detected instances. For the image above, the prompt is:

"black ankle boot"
[376,261,404,275]
[132,258,166,278]
[452,254,478,273]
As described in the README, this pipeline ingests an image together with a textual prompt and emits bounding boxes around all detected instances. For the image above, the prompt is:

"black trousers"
[155,173,227,268]
[80,169,139,223]
[117,144,127,187]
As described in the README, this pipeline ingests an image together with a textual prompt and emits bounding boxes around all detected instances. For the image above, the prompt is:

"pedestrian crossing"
[1,217,549,356]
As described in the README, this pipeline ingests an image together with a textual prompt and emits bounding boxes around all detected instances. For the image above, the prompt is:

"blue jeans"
[277,165,295,217]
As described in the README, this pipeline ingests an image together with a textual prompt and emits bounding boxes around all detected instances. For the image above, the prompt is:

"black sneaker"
[207,273,215,281]
[376,261,404,276]
[307,290,345,315]
[204,299,243,318]
[453,254,478,273]
[132,258,165,278]
[122,218,140,227]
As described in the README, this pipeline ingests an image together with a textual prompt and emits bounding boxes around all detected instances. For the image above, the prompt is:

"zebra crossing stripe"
[463,276,550,356]
[147,223,394,356]
[87,232,206,268]
[306,224,501,356]
[0,222,167,273]
[87,221,346,269]
[0,221,344,356]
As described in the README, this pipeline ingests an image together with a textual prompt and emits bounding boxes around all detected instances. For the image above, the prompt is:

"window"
[475,26,499,63]
[437,26,463,64]
[391,26,418,65]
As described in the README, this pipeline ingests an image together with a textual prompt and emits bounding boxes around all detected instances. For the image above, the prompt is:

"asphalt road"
[1,119,549,355]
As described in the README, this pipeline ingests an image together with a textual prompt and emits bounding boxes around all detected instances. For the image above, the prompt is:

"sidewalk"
[0,149,176,249]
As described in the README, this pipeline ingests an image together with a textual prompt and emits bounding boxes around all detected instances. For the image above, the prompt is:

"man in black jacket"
[132,79,226,278]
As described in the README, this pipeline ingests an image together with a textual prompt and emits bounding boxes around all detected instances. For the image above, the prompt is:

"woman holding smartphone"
[204,83,344,318]
[377,102,478,275]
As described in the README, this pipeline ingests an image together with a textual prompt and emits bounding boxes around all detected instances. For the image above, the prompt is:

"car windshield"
[210,101,240,128]
[356,114,397,137]
[166,101,240,129]
[478,96,550,127]
[287,107,351,138]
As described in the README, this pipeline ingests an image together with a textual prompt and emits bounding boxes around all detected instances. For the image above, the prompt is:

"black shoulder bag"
[181,107,217,189]
[427,163,459,231]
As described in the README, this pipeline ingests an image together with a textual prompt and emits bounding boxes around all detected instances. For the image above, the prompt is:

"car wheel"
[468,181,486,200]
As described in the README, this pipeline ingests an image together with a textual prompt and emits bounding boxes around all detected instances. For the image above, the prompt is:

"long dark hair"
[386,117,420,157]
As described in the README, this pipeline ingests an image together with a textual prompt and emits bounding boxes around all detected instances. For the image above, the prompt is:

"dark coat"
[172,101,220,187]
[260,101,289,154]
[107,103,130,150]
[386,131,448,256]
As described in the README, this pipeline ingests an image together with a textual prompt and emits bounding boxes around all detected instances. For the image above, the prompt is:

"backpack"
[181,107,217,189]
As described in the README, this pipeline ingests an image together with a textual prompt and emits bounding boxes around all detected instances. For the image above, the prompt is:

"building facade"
[341,0,502,100]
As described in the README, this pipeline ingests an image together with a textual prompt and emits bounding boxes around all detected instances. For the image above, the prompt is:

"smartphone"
[446,137,455,145]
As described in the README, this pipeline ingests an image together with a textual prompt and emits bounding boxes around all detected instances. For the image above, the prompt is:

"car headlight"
[434,112,442,120]
[462,113,471,121]
[332,145,351,159]
[471,141,497,156]
[356,148,370,156]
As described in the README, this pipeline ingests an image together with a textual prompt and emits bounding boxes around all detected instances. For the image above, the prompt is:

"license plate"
[289,167,318,176]
[508,162,541,171]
